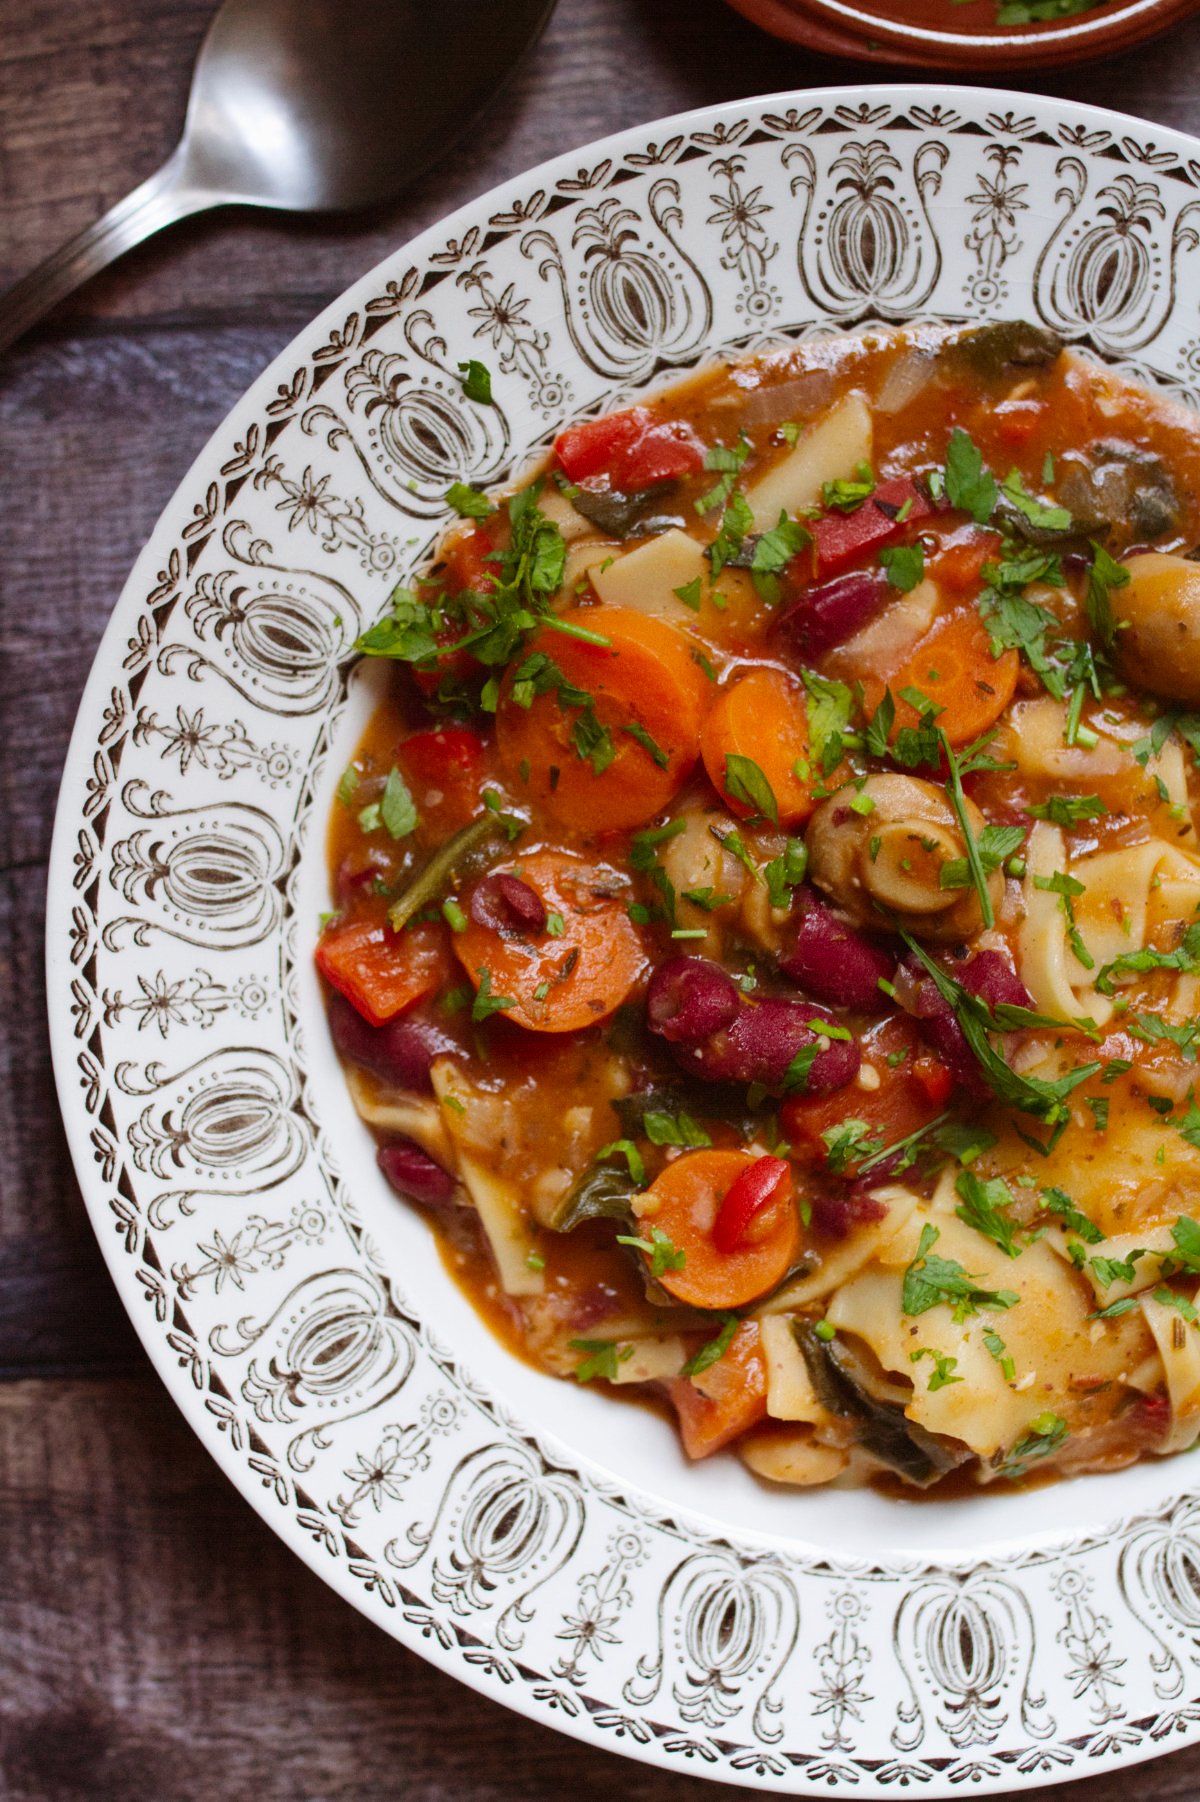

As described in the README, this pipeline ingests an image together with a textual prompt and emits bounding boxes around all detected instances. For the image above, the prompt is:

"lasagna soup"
[318,321,1200,1491]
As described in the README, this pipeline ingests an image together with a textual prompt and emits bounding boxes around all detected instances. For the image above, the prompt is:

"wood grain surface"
[7,0,1200,1795]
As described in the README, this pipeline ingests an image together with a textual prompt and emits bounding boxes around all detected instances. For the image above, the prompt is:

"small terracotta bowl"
[724,0,1199,68]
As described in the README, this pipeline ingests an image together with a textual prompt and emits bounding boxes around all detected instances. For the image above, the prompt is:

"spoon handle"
[0,150,216,355]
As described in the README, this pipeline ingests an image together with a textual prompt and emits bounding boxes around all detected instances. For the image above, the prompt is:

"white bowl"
[47,84,1200,1795]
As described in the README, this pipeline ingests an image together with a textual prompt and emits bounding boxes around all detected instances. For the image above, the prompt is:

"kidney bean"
[668,996,860,1096]
[901,950,1032,1100]
[328,992,454,1092]
[808,1187,889,1240]
[779,886,897,1009]
[469,872,547,936]
[774,570,887,662]
[645,956,740,1044]
[377,1139,457,1209]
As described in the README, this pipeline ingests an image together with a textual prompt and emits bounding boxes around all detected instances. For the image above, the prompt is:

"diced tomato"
[398,728,486,833]
[993,399,1044,448]
[809,474,934,580]
[712,1156,792,1255]
[554,407,704,491]
[781,1015,951,1180]
[315,917,451,1026]
[442,524,498,593]
[668,1321,768,1459]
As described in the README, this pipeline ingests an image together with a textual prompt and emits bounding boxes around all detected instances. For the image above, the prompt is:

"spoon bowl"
[0,0,555,350]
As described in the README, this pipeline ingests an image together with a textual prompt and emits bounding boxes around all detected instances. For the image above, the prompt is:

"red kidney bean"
[773,570,887,662]
[900,950,1032,1100]
[779,887,897,1009]
[469,872,547,935]
[328,992,454,1092]
[377,1139,457,1209]
[645,956,740,1043]
[809,1187,889,1240]
[669,996,860,1096]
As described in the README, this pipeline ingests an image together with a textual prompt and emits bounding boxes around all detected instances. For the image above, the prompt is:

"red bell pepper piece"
[712,1155,792,1255]
[810,474,934,580]
[315,918,450,1026]
[555,407,704,491]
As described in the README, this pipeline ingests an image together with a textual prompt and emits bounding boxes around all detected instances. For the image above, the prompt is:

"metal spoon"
[0,0,555,355]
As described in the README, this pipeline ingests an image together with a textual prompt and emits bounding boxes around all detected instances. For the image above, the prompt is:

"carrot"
[861,607,1019,749]
[669,1320,768,1459]
[781,1015,950,1179]
[928,531,1001,599]
[316,917,451,1026]
[699,667,816,828]
[495,605,709,833]
[454,849,646,1033]
[634,1148,800,1310]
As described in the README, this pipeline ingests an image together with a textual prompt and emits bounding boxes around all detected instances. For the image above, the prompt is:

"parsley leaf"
[1096,922,1200,996]
[822,463,875,512]
[944,427,997,525]
[458,360,494,404]
[955,1169,1021,1258]
[616,1227,686,1279]
[1001,1411,1068,1478]
[643,1110,713,1148]
[446,481,495,520]
[764,838,808,909]
[380,767,419,840]
[911,1347,963,1391]
[597,1139,646,1184]
[724,754,779,825]
[821,1118,884,1174]
[880,543,925,591]
[1027,794,1105,828]
[623,722,669,769]
[802,669,854,776]
[681,1313,739,1377]
[1085,542,1130,651]
[902,1222,1020,1321]
[1041,1186,1104,1244]
[998,469,1071,534]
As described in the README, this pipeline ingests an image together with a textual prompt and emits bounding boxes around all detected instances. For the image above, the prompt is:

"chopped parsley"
[1085,542,1130,651]
[616,1227,686,1279]
[681,1313,739,1377]
[764,838,808,909]
[880,542,925,591]
[643,1110,713,1148]
[821,1118,884,1174]
[901,1222,1020,1321]
[943,427,997,524]
[1001,1412,1068,1478]
[724,754,779,825]
[955,1169,1021,1258]
[446,481,494,519]
[570,1338,635,1383]
[457,359,494,405]
[1027,794,1105,828]
[471,969,517,1023]
[910,1347,963,1391]
[822,463,875,512]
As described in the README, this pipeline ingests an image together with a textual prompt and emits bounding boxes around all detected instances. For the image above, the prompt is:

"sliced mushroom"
[805,773,1001,943]
[1111,552,1200,705]
[1057,441,1180,548]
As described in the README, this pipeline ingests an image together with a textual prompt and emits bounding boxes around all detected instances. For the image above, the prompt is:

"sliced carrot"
[454,849,647,1033]
[669,1321,768,1459]
[495,605,709,833]
[781,1015,950,1178]
[316,917,451,1026]
[699,667,815,828]
[861,607,1019,749]
[635,1148,800,1310]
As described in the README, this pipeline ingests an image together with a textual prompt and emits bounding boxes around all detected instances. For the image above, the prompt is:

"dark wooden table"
[8,1,1200,1796]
